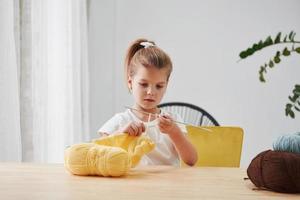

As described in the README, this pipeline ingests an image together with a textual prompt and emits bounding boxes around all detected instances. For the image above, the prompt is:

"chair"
[184,125,244,167]
[158,102,219,126]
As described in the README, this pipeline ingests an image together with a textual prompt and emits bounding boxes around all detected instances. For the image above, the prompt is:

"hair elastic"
[140,41,155,48]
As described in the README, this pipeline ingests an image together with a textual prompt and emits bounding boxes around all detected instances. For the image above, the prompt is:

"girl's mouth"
[144,99,155,102]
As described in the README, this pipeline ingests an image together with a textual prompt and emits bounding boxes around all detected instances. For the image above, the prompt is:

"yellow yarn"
[64,143,130,176]
[64,134,155,177]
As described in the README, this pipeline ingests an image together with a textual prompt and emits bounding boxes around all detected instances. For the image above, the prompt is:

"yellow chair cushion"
[184,126,244,167]
[64,134,155,177]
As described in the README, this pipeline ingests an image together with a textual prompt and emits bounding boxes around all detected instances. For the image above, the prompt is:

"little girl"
[98,38,197,166]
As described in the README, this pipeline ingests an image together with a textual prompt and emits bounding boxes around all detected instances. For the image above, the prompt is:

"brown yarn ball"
[247,150,300,193]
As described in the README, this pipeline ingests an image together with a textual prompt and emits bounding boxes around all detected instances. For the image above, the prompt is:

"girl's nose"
[147,86,155,95]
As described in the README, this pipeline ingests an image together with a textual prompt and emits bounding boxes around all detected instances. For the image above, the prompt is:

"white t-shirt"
[97,109,186,166]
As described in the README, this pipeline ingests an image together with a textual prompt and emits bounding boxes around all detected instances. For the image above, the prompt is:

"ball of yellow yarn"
[64,134,155,177]
[64,143,131,177]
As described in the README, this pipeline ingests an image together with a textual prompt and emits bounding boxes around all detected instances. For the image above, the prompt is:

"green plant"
[239,31,300,118]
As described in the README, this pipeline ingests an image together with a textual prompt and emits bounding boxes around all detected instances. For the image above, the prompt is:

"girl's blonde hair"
[124,38,173,88]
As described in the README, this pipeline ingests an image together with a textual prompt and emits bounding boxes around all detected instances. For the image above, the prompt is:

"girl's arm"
[158,115,198,166]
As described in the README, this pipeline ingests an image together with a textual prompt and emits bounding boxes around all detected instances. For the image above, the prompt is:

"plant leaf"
[239,51,248,59]
[289,31,294,40]
[285,105,295,118]
[285,103,295,118]
[268,60,274,68]
[282,47,291,56]
[274,56,281,64]
[274,32,281,43]
[246,48,255,56]
[259,71,266,82]
[252,43,259,51]
[291,32,296,42]
[264,36,273,47]
[285,106,289,115]
[259,66,264,73]
[276,51,281,57]
[257,40,263,50]
[289,95,297,103]
[290,111,295,118]
[293,85,300,95]
[286,103,293,109]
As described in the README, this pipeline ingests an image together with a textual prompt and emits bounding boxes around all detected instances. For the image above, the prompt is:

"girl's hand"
[120,122,145,136]
[158,114,179,134]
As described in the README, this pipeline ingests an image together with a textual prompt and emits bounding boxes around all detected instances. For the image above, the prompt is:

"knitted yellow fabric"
[64,134,155,177]
[93,134,155,167]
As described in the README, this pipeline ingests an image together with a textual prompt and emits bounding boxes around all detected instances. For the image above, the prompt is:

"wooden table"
[0,163,299,200]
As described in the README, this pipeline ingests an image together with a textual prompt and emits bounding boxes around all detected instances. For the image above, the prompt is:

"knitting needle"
[124,106,212,132]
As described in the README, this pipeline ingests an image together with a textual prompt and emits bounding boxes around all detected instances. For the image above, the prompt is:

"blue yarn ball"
[273,132,300,154]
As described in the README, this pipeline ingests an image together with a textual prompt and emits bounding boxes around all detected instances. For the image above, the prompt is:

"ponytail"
[125,39,150,69]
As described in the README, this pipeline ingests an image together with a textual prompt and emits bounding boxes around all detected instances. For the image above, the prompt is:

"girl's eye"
[156,85,164,89]
[139,83,148,87]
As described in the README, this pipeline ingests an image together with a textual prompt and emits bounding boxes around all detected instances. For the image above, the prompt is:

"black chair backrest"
[158,102,219,126]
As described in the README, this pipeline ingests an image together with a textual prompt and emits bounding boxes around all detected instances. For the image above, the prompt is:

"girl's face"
[128,66,169,113]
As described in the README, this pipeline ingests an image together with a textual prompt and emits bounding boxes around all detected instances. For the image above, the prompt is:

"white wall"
[88,0,300,167]
[88,0,116,140]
